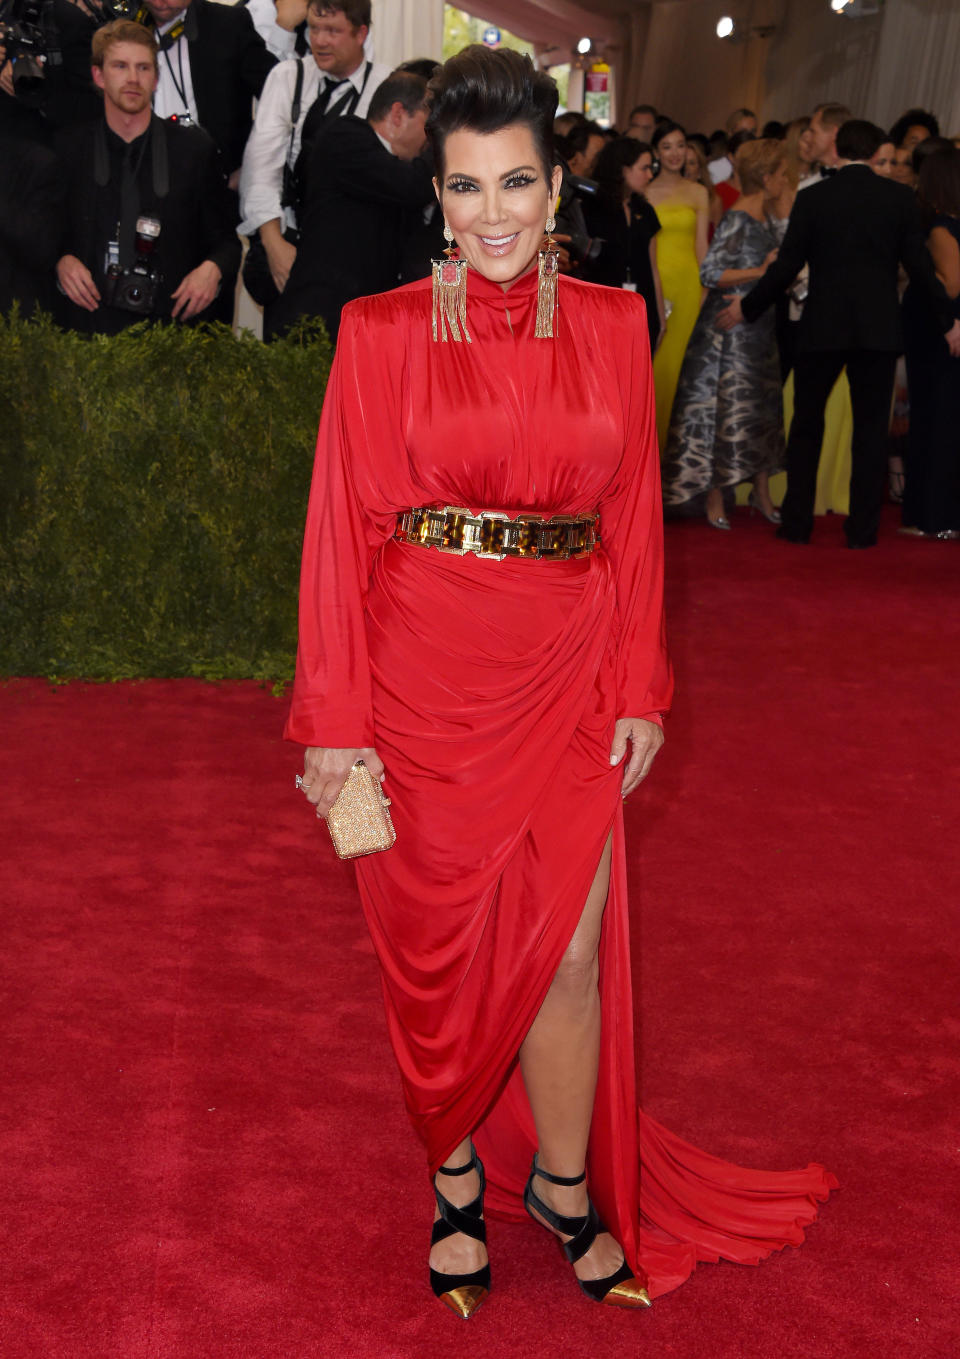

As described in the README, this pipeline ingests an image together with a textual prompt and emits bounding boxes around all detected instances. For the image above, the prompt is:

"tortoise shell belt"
[394,506,599,561]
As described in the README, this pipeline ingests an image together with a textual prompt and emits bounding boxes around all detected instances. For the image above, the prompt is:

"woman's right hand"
[300,746,385,817]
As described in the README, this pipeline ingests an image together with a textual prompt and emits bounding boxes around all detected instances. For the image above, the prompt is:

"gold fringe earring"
[432,224,471,343]
[535,215,559,339]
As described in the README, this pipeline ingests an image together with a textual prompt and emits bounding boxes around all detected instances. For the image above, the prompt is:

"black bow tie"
[820,166,839,179]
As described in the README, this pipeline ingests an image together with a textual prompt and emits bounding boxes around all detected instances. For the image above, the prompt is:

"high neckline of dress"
[465,264,539,303]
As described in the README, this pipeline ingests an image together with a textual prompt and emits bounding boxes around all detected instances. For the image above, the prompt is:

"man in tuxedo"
[719,119,960,548]
[266,70,432,343]
[239,0,389,299]
[143,0,276,182]
[54,20,240,335]
[800,102,850,186]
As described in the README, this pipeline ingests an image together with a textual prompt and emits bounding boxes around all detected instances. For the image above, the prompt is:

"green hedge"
[0,313,332,679]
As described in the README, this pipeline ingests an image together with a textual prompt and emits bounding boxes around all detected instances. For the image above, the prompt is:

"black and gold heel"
[430,1148,490,1319]
[523,1156,651,1309]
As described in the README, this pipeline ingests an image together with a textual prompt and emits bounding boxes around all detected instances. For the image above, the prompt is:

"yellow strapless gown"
[651,201,703,451]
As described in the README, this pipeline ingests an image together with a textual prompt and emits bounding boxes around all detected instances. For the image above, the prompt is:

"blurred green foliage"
[0,313,332,679]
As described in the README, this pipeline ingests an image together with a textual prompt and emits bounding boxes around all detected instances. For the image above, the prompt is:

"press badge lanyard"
[158,18,190,116]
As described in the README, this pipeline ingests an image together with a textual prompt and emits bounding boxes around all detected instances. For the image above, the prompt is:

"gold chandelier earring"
[431,223,472,343]
[535,214,560,339]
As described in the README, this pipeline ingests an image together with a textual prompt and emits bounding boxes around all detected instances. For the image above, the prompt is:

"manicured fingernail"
[610,754,621,765]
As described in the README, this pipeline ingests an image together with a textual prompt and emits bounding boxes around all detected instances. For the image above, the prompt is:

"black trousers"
[781,349,898,546]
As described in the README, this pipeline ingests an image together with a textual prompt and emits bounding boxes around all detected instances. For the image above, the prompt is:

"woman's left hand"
[610,718,664,797]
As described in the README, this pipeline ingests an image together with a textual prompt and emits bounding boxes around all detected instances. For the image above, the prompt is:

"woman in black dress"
[581,138,666,354]
[901,147,960,538]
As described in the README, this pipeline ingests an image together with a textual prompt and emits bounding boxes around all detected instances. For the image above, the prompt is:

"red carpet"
[2,507,959,1358]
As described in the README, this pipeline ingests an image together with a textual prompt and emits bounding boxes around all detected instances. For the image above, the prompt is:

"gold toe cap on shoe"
[441,1285,488,1319]
[603,1280,652,1309]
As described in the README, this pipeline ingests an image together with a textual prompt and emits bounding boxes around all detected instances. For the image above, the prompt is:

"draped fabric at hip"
[285,268,835,1298]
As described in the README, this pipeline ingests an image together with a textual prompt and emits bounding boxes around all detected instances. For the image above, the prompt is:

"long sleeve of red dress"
[286,268,834,1300]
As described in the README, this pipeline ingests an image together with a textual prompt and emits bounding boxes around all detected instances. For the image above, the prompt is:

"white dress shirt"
[153,14,200,127]
[244,0,298,61]
[238,56,390,235]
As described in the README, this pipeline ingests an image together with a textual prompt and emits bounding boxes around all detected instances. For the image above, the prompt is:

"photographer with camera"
[54,18,239,334]
[0,0,102,137]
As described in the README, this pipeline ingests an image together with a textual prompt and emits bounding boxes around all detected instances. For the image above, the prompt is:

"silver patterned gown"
[661,211,785,507]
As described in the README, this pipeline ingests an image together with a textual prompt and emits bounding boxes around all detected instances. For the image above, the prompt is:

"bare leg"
[518,834,627,1281]
[705,486,727,524]
[752,470,777,516]
[428,1135,487,1277]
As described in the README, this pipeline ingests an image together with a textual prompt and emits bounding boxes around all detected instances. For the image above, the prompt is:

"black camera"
[103,216,162,314]
[0,0,147,105]
[0,0,50,105]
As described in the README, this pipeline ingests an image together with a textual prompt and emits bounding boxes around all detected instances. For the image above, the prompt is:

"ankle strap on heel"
[532,1155,586,1187]
[437,1148,479,1177]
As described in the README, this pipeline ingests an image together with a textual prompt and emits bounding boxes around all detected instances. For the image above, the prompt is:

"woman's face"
[437,123,561,288]
[623,152,654,198]
[870,141,896,177]
[684,145,700,179]
[903,124,930,152]
[891,146,914,185]
[657,130,686,173]
[797,126,815,166]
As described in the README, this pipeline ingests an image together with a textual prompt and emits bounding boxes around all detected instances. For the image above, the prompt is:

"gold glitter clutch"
[324,760,396,860]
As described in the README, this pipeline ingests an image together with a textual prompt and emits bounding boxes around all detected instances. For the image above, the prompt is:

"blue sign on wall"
[482,26,501,47]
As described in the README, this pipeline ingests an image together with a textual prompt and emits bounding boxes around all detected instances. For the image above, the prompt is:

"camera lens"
[128,285,143,303]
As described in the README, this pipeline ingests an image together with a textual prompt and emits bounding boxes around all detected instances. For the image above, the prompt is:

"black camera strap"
[289,55,305,156]
[94,116,169,268]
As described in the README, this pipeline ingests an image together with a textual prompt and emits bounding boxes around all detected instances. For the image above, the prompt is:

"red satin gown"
[285,267,835,1299]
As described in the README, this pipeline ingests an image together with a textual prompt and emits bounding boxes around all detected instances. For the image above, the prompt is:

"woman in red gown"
[285,47,835,1320]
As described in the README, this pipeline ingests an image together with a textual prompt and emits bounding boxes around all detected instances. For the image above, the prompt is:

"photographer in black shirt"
[54,18,239,334]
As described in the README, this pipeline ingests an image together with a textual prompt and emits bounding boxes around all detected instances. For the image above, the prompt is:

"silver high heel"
[707,513,731,531]
[748,491,782,525]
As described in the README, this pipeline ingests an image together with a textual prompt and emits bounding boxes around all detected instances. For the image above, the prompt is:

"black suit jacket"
[269,116,434,340]
[186,0,277,174]
[742,164,950,351]
[54,115,241,335]
[0,129,63,316]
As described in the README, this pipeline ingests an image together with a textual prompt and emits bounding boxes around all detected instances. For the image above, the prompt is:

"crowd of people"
[2,0,958,541]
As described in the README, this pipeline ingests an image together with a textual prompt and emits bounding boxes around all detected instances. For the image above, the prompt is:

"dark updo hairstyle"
[594,137,651,206]
[651,119,686,152]
[426,45,559,182]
